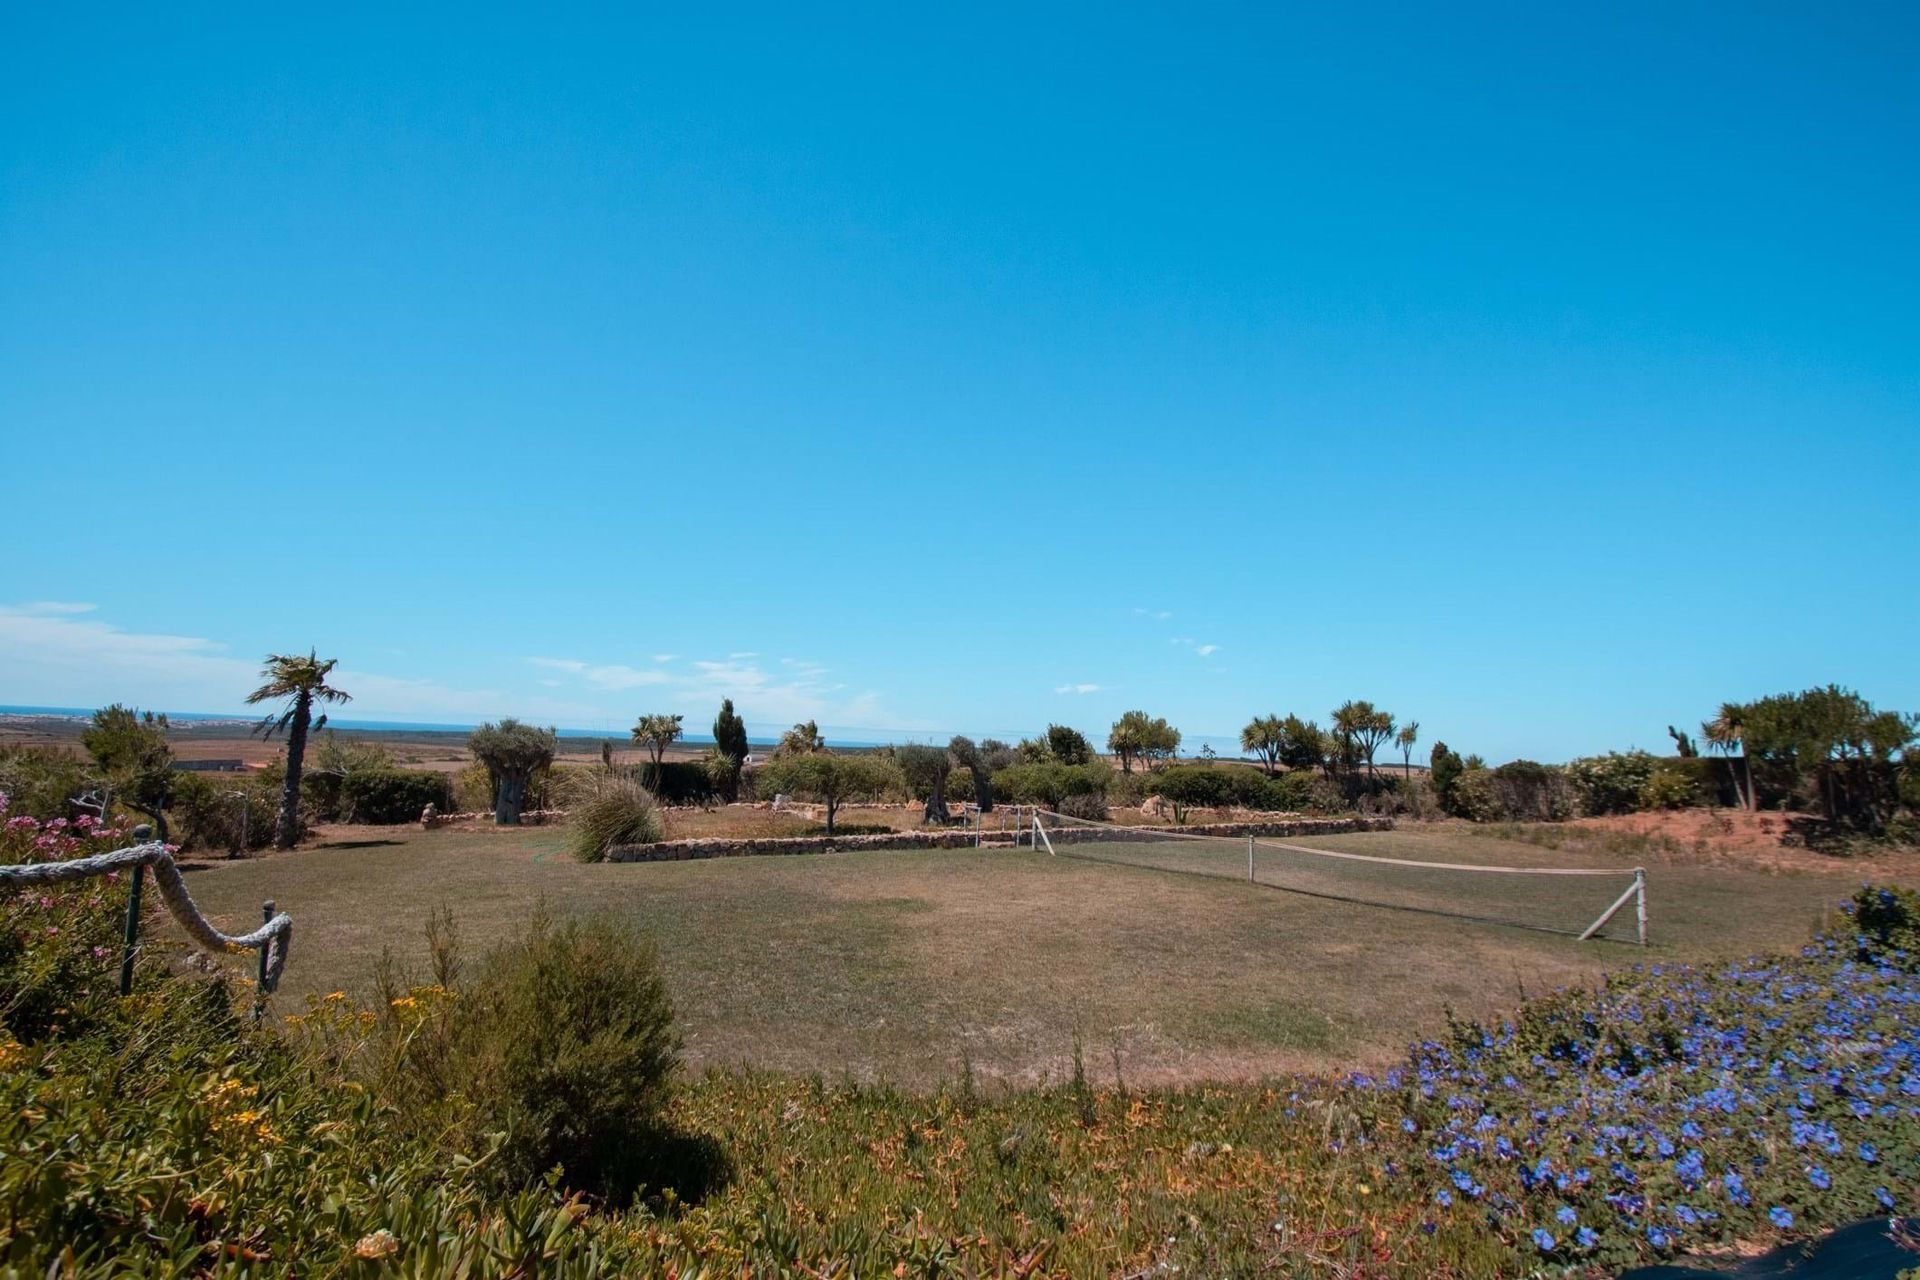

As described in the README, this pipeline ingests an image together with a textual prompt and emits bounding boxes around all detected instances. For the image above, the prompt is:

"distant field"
[181,822,1882,1086]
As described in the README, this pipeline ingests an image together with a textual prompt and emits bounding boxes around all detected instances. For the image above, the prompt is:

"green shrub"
[1057,791,1109,820]
[338,768,454,824]
[439,912,681,1197]
[1849,884,1920,967]
[0,746,93,822]
[645,759,724,806]
[566,771,665,862]
[996,761,1113,808]
[1491,760,1574,822]
[1448,768,1503,822]
[170,770,277,853]
[1637,764,1700,811]
[1565,751,1659,816]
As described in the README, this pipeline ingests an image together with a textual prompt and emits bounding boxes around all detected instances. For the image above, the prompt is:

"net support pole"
[1578,872,1646,943]
[1247,833,1254,882]
[1635,868,1647,947]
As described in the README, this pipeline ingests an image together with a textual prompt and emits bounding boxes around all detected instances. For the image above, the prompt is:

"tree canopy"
[1107,711,1180,774]
[469,719,558,825]
[756,753,899,835]
[1240,714,1285,776]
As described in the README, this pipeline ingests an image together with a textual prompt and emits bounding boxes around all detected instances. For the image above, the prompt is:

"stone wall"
[605,816,1392,863]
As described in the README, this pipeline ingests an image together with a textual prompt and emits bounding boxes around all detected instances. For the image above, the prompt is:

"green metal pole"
[119,824,151,996]
[254,899,275,1019]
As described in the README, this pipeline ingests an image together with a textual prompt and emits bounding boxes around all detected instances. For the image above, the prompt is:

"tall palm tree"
[1701,702,1754,812]
[247,651,351,849]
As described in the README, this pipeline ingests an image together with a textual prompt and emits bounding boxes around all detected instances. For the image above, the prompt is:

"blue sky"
[2,3,1915,760]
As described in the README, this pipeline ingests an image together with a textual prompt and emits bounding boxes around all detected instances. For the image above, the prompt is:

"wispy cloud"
[1170,638,1218,658]
[1132,607,1173,621]
[16,602,97,616]
[0,603,591,723]
[1054,682,1102,694]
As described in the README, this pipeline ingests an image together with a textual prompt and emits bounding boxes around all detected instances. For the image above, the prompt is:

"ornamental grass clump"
[565,769,664,862]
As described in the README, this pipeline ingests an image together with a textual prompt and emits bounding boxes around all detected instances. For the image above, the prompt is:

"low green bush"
[1565,751,1660,816]
[430,911,682,1197]
[645,759,725,806]
[793,822,894,837]
[338,768,454,824]
[0,746,92,822]
[170,769,278,853]
[1849,883,1920,967]
[1638,764,1700,811]
[995,761,1113,808]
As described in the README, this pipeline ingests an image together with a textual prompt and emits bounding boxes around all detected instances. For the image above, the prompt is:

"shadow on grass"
[605,1126,733,1210]
[312,839,406,851]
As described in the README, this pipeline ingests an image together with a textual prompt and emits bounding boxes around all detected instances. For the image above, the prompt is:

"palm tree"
[1396,720,1420,779]
[1701,702,1755,812]
[247,651,351,849]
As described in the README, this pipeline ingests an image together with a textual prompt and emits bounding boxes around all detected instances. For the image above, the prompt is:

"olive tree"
[469,718,558,825]
[756,752,899,836]
[895,744,954,824]
[949,735,1014,813]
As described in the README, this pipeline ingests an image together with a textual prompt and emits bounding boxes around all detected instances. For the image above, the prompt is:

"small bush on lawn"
[414,910,682,1198]
[0,747,94,822]
[566,770,664,862]
[793,821,894,837]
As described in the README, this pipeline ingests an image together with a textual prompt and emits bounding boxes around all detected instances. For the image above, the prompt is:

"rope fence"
[0,839,293,994]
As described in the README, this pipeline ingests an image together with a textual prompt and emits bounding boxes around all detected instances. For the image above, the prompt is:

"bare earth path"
[185,823,1893,1086]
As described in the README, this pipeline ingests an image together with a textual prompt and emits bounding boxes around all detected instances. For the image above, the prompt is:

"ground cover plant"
[4,794,1918,1276]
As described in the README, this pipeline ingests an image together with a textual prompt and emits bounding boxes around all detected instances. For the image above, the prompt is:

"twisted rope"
[0,842,293,991]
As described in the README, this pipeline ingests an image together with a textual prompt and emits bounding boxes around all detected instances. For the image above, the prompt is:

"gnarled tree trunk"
[275,697,310,850]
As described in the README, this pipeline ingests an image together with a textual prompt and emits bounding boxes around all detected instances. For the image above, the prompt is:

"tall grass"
[565,769,664,862]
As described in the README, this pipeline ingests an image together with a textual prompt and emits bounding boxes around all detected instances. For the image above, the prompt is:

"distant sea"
[0,705,885,751]
[0,705,1248,759]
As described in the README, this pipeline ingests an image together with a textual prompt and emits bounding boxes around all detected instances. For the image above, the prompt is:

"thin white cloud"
[1054,683,1102,694]
[16,601,98,616]
[529,657,587,673]
[652,654,678,664]
[1133,607,1173,621]
[0,603,602,724]
[728,651,758,660]
[1194,644,1217,657]
[1169,637,1218,658]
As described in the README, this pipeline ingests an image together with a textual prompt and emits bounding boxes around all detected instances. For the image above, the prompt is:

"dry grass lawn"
[183,821,1893,1086]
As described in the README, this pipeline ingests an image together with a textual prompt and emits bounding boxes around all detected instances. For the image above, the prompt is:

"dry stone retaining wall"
[606,816,1392,863]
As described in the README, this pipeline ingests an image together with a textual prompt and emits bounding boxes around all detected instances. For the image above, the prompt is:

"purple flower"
[1769,1207,1794,1229]
[1807,1167,1830,1191]
[1532,1228,1556,1252]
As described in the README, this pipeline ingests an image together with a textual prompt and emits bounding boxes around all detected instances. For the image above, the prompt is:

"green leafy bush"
[995,761,1113,808]
[566,771,665,862]
[1058,791,1110,820]
[793,822,894,837]
[0,747,92,822]
[1638,764,1700,811]
[1447,768,1503,822]
[170,769,278,853]
[428,911,681,1197]
[338,768,454,824]
[1849,884,1920,967]
[1565,751,1659,816]
[645,759,725,806]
